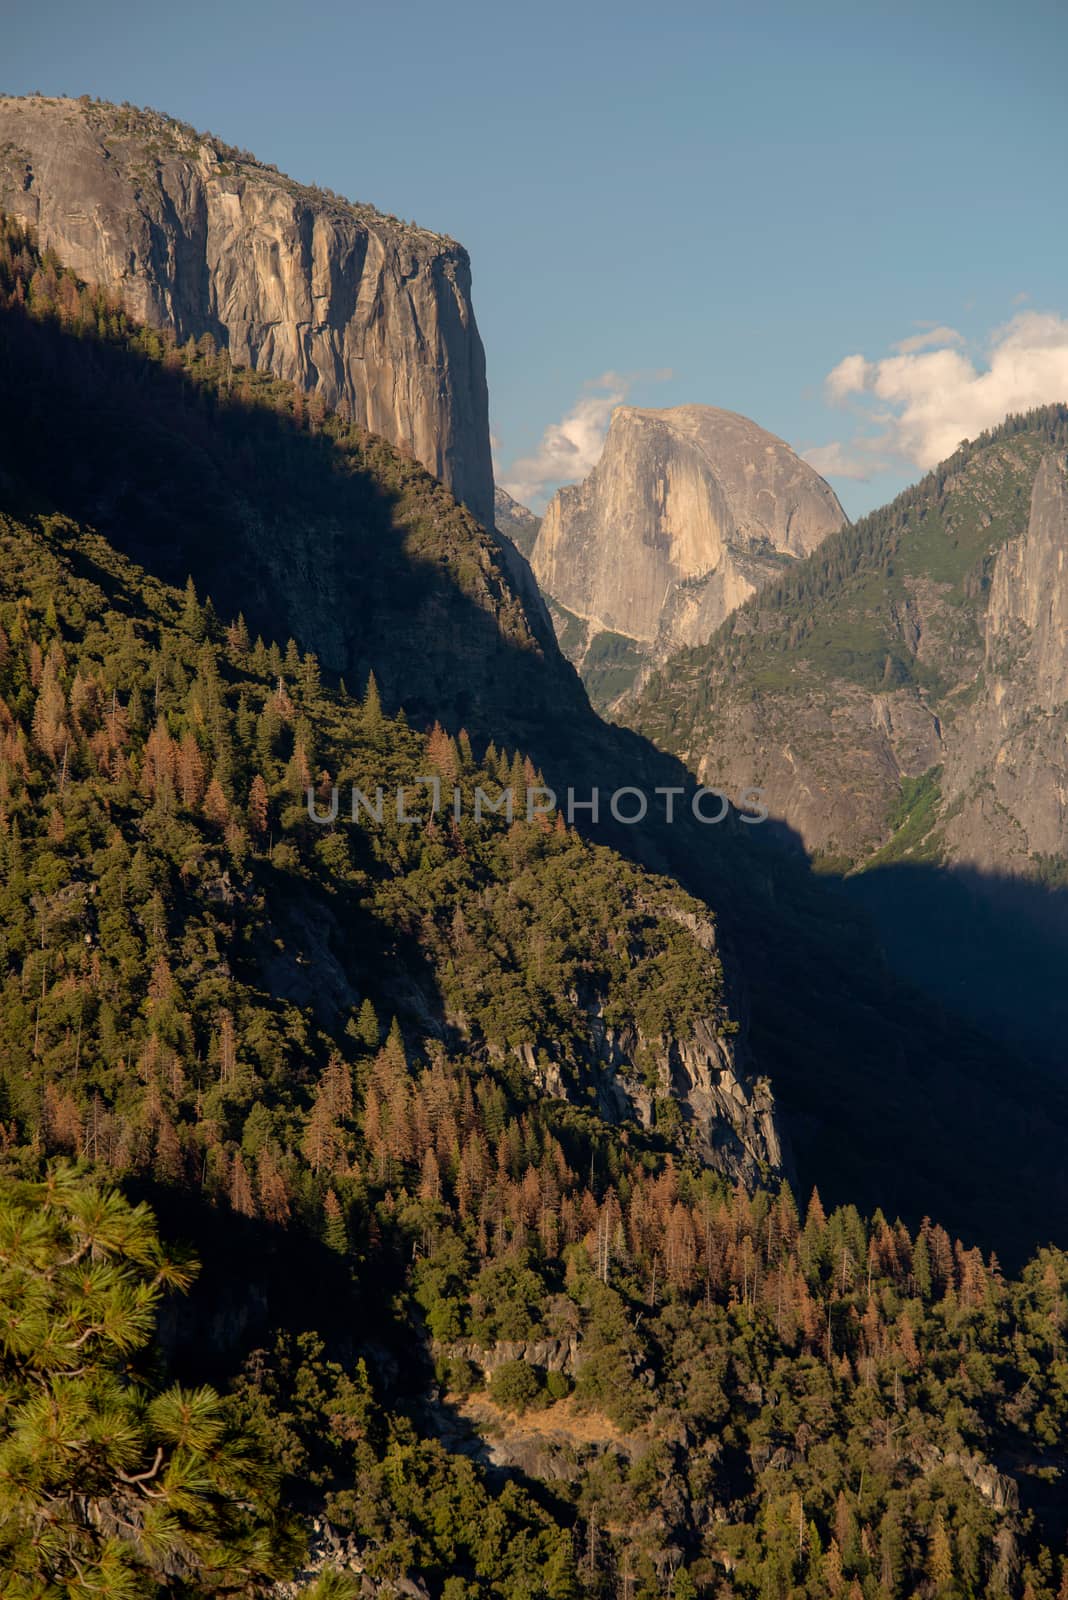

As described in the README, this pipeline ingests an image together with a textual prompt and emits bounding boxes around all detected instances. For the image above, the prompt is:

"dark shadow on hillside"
[594,735,1068,1268]
[136,1180,384,1386]
[0,303,589,756]
[6,302,1068,1267]
[845,861,1068,1068]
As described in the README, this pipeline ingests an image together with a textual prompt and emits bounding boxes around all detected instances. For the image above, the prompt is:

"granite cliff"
[0,94,494,527]
[529,404,845,704]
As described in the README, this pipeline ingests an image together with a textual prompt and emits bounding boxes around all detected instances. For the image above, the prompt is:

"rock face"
[941,453,1068,868]
[555,1007,783,1187]
[0,95,493,527]
[680,672,946,864]
[520,901,786,1189]
[531,404,845,661]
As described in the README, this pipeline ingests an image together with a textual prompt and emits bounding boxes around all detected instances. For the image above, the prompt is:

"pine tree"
[203,775,230,824]
[248,772,270,837]
[300,650,321,698]
[427,721,459,784]
[181,575,205,640]
[362,670,384,735]
[0,1166,297,1589]
[350,998,379,1050]
[178,729,206,807]
[228,611,251,655]
[31,651,68,763]
[323,1187,348,1252]
[229,1149,256,1216]
[257,1146,292,1225]
[927,1512,954,1592]
[913,1232,933,1299]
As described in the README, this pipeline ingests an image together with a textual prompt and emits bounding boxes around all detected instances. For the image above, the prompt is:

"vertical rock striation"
[0,95,494,527]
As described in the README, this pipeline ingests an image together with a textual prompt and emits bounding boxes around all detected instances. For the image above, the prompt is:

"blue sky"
[7,0,1068,516]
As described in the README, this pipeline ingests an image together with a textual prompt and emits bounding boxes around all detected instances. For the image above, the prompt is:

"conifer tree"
[361,669,384,735]
[181,575,205,640]
[0,1166,299,1590]
[323,1188,348,1253]
[248,772,270,837]
[351,998,379,1050]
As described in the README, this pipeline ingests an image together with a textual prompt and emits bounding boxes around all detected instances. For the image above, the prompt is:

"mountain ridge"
[629,405,1068,1056]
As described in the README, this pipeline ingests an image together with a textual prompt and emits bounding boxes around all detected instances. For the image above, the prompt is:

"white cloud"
[500,374,626,507]
[500,369,673,508]
[825,353,873,403]
[814,311,1068,479]
[893,325,964,356]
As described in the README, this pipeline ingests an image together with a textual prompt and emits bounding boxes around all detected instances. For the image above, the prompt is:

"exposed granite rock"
[0,94,493,526]
[273,1519,430,1598]
[531,404,846,662]
[521,1014,784,1186]
[913,1442,1020,1513]
[558,1005,782,1185]
[519,900,786,1189]
[441,1336,582,1378]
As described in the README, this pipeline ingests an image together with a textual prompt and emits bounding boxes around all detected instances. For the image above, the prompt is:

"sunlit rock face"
[531,403,846,656]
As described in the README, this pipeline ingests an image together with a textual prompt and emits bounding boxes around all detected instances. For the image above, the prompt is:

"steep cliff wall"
[0,94,494,527]
[940,452,1068,868]
[531,404,845,658]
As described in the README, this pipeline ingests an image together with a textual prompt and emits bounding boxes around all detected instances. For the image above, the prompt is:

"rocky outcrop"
[274,1519,430,1599]
[0,94,493,526]
[531,404,845,663]
[442,1336,582,1379]
[521,1013,783,1188]
[557,1009,784,1186]
[520,901,786,1189]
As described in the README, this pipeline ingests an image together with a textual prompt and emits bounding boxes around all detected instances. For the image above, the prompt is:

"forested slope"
[5,217,1068,1597]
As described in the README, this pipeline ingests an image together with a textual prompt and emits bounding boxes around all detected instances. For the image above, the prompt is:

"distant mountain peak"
[528,400,846,705]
